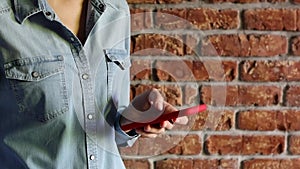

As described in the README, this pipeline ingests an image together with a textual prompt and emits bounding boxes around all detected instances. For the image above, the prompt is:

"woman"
[0,0,186,168]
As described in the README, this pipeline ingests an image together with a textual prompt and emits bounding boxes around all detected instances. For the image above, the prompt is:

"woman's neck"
[47,0,88,44]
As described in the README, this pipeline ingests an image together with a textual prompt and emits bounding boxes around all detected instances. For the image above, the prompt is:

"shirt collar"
[12,0,48,24]
[13,0,106,24]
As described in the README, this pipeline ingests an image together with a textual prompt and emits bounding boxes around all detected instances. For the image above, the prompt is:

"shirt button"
[82,74,89,80]
[31,71,39,78]
[89,155,95,160]
[70,37,75,42]
[57,55,64,61]
[45,11,52,16]
[98,4,105,12]
[87,114,93,120]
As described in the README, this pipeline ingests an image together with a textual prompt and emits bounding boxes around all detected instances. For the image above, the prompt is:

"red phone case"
[121,104,207,131]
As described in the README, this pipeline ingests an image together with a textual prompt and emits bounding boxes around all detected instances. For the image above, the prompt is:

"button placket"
[73,50,98,168]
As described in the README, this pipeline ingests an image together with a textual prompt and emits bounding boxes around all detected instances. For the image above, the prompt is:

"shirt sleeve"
[111,1,138,147]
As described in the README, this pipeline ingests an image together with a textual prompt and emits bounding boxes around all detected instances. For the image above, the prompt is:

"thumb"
[148,89,164,111]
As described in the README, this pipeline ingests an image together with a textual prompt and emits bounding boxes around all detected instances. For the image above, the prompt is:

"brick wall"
[120,0,300,168]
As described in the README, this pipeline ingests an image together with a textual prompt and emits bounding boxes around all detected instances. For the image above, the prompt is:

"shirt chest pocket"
[104,49,131,71]
[4,56,68,122]
[104,48,131,98]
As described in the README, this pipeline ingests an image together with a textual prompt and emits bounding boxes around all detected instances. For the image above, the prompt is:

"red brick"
[194,159,238,169]
[294,0,300,3]
[242,135,284,155]
[131,34,184,56]
[244,9,297,31]
[202,34,287,57]
[249,35,287,56]
[282,110,300,130]
[185,34,201,55]
[285,86,300,106]
[155,8,238,30]
[170,135,202,155]
[127,0,155,4]
[201,85,238,106]
[130,60,151,80]
[192,110,234,131]
[297,10,300,29]
[237,110,277,131]
[285,61,300,81]
[130,9,152,32]
[291,36,300,56]
[193,159,219,169]
[219,159,239,169]
[155,9,188,30]
[201,85,281,106]
[237,110,300,131]
[243,159,300,169]
[189,60,208,81]
[154,60,195,81]
[205,135,243,154]
[200,60,237,81]
[289,135,300,154]
[240,60,284,81]
[127,0,191,3]
[187,8,238,30]
[156,158,238,169]
[209,0,258,2]
[155,60,237,82]
[238,85,281,106]
[156,159,193,169]
[131,35,145,54]
[209,0,285,2]
[123,160,150,169]
[240,60,300,82]
[157,0,184,3]
[205,135,285,155]
[138,134,201,155]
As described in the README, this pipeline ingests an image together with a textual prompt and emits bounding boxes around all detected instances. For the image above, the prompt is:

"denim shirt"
[0,0,137,168]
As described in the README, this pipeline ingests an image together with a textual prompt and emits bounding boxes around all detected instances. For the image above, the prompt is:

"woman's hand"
[120,88,188,138]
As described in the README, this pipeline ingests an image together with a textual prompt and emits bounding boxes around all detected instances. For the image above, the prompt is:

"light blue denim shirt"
[0,0,137,168]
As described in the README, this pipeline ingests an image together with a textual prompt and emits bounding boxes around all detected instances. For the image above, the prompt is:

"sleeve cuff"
[115,113,140,147]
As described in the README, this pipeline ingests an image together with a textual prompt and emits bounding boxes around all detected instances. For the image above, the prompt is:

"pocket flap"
[104,49,131,70]
[4,55,64,82]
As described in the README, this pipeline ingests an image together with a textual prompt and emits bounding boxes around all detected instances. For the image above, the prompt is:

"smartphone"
[121,104,207,131]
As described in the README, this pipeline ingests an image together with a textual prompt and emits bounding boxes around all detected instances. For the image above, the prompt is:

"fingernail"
[144,126,150,132]
[157,102,163,111]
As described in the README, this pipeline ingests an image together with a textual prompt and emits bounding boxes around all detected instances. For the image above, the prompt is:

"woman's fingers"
[174,116,189,125]
[135,125,166,138]
[123,88,189,138]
